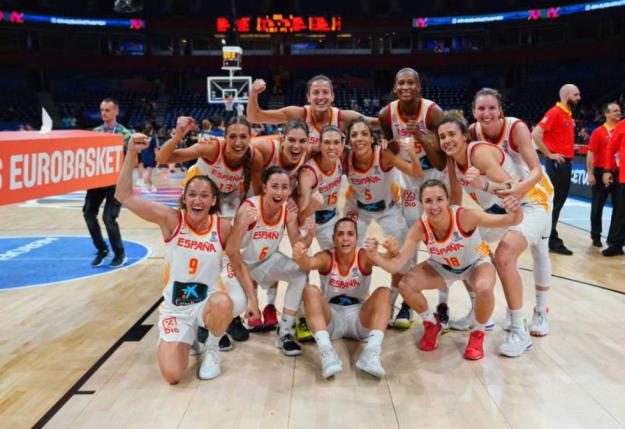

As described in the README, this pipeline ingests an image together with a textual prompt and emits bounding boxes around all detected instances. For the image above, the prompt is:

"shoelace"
[361,348,381,364]
[320,346,338,361]
[397,304,411,319]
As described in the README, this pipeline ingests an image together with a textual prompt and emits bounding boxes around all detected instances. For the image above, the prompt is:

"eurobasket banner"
[0,130,124,206]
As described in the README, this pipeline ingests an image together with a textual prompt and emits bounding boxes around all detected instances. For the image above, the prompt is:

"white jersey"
[263,138,305,188]
[471,118,554,212]
[304,106,341,147]
[163,211,224,311]
[455,141,553,212]
[419,206,490,271]
[185,139,255,202]
[345,145,394,209]
[320,248,372,302]
[239,195,287,266]
[388,98,439,181]
[301,157,343,213]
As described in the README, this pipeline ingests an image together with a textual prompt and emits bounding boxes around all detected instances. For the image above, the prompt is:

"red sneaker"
[464,330,485,360]
[262,304,278,330]
[418,317,442,351]
[247,316,264,333]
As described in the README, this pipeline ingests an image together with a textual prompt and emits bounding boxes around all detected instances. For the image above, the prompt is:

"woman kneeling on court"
[292,217,392,379]
[115,134,259,383]
[364,180,522,360]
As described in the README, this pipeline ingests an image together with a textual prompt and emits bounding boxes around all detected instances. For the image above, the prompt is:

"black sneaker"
[436,303,450,333]
[391,302,414,329]
[219,334,233,352]
[197,326,208,344]
[91,249,109,267]
[227,316,250,342]
[549,246,573,255]
[602,246,624,257]
[110,253,127,267]
[275,332,302,356]
[592,238,603,247]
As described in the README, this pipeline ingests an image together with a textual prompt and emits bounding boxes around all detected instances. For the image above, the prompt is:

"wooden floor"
[1,175,625,429]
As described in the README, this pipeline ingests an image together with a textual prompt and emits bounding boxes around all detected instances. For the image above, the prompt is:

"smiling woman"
[113,133,258,384]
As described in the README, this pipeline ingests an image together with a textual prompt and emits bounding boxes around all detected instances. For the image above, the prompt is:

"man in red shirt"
[587,103,621,248]
[601,117,625,256]
[533,84,581,255]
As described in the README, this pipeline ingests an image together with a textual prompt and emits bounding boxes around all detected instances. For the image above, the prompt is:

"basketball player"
[292,218,392,378]
[440,114,553,357]
[156,116,264,218]
[225,166,313,356]
[364,179,522,360]
[378,67,447,328]
[249,119,310,333]
[298,125,346,250]
[462,88,553,335]
[115,134,259,383]
[247,75,379,152]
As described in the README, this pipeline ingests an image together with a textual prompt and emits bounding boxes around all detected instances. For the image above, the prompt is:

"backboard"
[206,76,252,104]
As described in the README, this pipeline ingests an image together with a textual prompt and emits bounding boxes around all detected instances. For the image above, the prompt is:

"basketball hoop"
[224,96,234,112]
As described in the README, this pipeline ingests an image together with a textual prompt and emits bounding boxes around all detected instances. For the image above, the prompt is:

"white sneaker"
[319,345,343,379]
[499,326,532,358]
[356,347,385,379]
[189,340,203,356]
[529,308,549,337]
[150,185,158,193]
[450,310,495,331]
[198,346,221,380]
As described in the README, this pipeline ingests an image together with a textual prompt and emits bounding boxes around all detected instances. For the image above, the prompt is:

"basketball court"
[1,171,624,429]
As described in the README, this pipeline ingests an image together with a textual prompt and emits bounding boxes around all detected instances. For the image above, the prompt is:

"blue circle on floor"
[0,236,151,290]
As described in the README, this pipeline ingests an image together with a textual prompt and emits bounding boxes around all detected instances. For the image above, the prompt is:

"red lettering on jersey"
[319,176,342,194]
[350,176,382,185]
[176,237,217,253]
[209,167,241,183]
[253,230,280,240]
[329,277,360,289]
[429,242,465,255]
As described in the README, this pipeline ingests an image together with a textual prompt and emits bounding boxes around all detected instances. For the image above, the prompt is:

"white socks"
[365,330,384,350]
[418,310,437,323]
[207,331,220,348]
[314,330,332,349]
[279,314,296,335]
[266,286,277,306]
[509,308,524,330]
[535,290,549,312]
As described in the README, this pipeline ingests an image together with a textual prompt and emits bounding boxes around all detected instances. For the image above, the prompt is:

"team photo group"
[118,67,570,384]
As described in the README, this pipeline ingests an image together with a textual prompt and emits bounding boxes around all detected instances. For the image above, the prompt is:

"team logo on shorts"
[162,316,180,334]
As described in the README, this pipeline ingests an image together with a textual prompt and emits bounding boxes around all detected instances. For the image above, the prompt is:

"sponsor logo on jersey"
[451,232,462,243]
[162,316,180,334]
[176,237,217,253]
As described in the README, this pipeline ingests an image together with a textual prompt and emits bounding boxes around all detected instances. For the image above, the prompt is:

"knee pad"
[530,242,551,287]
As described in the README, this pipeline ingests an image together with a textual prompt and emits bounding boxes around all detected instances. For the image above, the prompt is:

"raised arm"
[458,195,523,230]
[115,133,179,239]
[447,157,463,206]
[291,241,332,272]
[340,109,380,130]
[246,79,306,124]
[285,199,314,248]
[414,105,446,171]
[381,138,423,179]
[156,116,218,164]
[363,222,424,274]
[469,145,516,192]
[498,122,544,198]
[297,166,317,223]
